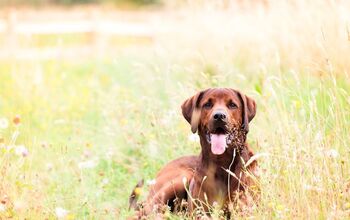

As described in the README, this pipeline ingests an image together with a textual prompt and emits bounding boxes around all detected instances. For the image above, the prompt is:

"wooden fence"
[0,11,162,60]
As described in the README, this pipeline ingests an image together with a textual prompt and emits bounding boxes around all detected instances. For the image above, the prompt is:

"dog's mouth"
[205,126,234,155]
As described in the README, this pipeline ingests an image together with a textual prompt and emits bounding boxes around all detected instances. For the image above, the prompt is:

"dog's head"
[182,88,256,155]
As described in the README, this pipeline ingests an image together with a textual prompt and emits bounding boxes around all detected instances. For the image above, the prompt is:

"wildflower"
[134,187,142,196]
[276,204,284,211]
[105,150,114,159]
[66,213,75,220]
[325,149,339,158]
[13,115,21,125]
[120,119,128,126]
[102,178,109,185]
[0,204,5,212]
[163,211,171,218]
[46,163,53,171]
[14,145,29,157]
[55,207,68,219]
[146,179,156,185]
[188,133,199,142]
[83,150,91,158]
[147,142,159,156]
[294,100,301,109]
[78,159,97,169]
[95,189,102,197]
[303,184,323,192]
[268,202,275,208]
[313,131,323,142]
[0,118,9,129]
[14,200,25,211]
[41,142,48,148]
[345,202,350,210]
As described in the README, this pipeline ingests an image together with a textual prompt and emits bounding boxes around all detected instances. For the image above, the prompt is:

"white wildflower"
[102,178,109,185]
[188,133,199,142]
[95,189,102,197]
[78,159,97,169]
[14,145,29,157]
[14,200,25,211]
[46,163,53,171]
[313,131,323,142]
[0,204,5,212]
[146,179,156,185]
[55,207,68,219]
[325,149,339,158]
[147,142,159,157]
[0,118,9,129]
[83,150,91,158]
[105,150,114,159]
[303,184,323,192]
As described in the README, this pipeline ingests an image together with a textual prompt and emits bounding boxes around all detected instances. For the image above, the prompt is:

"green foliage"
[0,48,349,218]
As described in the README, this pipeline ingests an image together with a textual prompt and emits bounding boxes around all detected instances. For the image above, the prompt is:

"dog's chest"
[204,164,242,196]
[201,167,227,198]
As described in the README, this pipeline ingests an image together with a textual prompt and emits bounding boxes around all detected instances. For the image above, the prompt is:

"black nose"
[213,112,226,121]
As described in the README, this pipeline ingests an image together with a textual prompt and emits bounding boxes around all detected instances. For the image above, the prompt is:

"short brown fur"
[130,88,259,218]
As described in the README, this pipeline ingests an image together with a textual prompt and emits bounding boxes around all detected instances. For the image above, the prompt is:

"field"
[0,1,350,219]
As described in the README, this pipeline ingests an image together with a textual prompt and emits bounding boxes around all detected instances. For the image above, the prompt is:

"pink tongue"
[210,134,227,155]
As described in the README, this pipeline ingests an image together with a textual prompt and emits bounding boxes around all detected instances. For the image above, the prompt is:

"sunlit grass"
[1,0,350,219]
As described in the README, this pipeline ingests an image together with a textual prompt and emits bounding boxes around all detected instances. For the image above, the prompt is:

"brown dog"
[182,88,259,217]
[130,156,198,217]
[129,88,259,218]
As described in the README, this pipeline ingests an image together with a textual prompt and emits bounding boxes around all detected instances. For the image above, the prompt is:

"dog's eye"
[228,102,237,109]
[203,101,212,109]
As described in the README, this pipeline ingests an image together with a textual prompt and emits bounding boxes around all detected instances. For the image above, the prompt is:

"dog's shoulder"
[156,155,199,177]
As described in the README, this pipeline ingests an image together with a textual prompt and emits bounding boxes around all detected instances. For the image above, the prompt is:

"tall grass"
[0,0,349,219]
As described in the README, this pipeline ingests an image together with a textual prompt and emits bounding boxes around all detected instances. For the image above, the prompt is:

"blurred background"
[0,0,349,219]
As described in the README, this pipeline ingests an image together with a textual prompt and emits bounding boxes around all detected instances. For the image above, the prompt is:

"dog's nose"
[213,112,226,121]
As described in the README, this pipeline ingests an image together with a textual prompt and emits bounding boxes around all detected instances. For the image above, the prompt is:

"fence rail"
[0,20,155,36]
[0,11,165,60]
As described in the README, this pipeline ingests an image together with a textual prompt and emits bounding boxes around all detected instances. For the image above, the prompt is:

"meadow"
[0,1,350,219]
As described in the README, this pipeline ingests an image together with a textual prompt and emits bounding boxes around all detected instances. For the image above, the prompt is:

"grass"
[0,0,350,219]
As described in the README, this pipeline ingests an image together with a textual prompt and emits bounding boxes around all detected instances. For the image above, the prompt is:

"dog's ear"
[181,89,208,133]
[235,90,256,133]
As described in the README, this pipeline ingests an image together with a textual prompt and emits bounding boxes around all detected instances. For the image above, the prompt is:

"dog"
[129,88,259,218]
[129,156,198,217]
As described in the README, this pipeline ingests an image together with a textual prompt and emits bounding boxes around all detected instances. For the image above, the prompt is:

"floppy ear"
[181,89,208,133]
[236,90,256,133]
